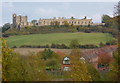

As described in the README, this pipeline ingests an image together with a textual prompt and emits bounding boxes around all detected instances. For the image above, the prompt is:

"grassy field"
[6,32,115,47]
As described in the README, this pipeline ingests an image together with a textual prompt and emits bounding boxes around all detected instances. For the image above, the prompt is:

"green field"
[6,32,115,47]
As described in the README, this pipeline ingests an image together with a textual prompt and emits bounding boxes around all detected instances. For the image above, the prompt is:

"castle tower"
[12,13,28,28]
[12,13,17,28]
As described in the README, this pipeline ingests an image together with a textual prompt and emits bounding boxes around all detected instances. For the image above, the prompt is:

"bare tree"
[114,1,120,32]
[114,1,120,16]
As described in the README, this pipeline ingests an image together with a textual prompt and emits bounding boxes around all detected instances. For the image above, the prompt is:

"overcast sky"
[2,0,120,2]
[1,2,117,26]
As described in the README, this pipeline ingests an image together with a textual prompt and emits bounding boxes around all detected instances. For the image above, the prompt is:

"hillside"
[6,32,115,47]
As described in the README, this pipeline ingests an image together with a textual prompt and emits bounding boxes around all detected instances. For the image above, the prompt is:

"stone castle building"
[38,17,93,26]
[12,13,105,28]
[12,13,33,28]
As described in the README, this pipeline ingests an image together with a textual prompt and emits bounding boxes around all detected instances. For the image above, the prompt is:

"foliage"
[17,43,99,49]
[69,49,92,81]
[108,49,120,81]
[2,38,51,81]
[63,21,69,27]
[98,52,112,65]
[41,48,54,60]
[87,64,101,81]
[70,16,75,19]
[69,40,79,49]
[102,15,111,23]
[40,48,61,70]
[31,20,37,26]
[2,23,11,33]
[2,38,14,81]
[99,42,105,47]
[46,58,60,70]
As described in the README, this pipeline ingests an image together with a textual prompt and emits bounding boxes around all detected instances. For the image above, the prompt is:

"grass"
[6,32,115,47]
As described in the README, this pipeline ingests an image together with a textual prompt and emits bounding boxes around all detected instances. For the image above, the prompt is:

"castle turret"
[12,13,28,28]
[12,13,17,28]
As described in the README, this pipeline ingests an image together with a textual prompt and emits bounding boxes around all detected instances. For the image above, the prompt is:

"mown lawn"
[6,32,115,47]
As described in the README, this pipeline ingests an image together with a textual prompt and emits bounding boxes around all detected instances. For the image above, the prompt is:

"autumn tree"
[40,48,61,70]
[87,64,100,81]
[107,1,120,82]
[108,50,119,81]
[69,49,92,81]
[98,52,112,65]
[2,38,51,81]
[2,38,14,81]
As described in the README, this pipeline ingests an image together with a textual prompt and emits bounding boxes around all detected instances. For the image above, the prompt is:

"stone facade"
[38,17,93,26]
[12,13,33,28]
[12,14,105,27]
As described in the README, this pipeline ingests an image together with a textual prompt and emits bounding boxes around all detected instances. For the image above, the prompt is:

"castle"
[12,13,105,28]
[12,14,33,28]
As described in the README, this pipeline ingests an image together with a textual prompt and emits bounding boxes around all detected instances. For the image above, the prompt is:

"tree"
[2,38,14,81]
[71,16,75,19]
[41,48,54,60]
[69,40,80,49]
[107,2,120,82]
[46,58,60,70]
[98,52,112,65]
[87,64,100,81]
[2,38,51,81]
[102,15,111,23]
[31,20,37,26]
[54,21,60,26]
[99,42,105,47]
[69,49,92,81]
[63,21,69,27]
[2,23,11,33]
[108,50,120,81]
[101,15,117,27]
[114,1,120,33]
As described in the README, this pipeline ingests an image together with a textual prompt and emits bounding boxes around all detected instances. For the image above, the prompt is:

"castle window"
[81,22,83,24]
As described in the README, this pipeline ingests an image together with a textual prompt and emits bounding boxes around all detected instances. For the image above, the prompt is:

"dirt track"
[14,48,92,56]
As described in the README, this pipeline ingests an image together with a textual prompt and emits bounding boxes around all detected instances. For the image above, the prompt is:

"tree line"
[12,39,117,49]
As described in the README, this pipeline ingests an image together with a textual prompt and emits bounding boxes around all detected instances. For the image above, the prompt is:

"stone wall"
[38,17,93,26]
[12,13,28,28]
